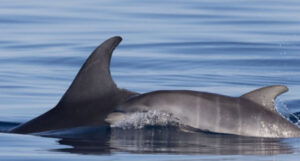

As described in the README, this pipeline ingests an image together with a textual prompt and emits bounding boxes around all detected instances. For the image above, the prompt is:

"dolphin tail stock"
[240,85,288,113]
[10,36,137,134]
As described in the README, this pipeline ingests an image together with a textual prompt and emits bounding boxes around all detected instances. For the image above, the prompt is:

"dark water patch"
[0,121,20,132]
[0,85,28,89]
[0,17,38,24]
[125,12,239,20]
[207,20,300,26]
[169,45,300,55]
[0,40,17,45]
[122,41,277,49]
[0,15,95,24]
[3,43,75,50]
[0,56,83,67]
[285,100,300,113]
[121,41,300,59]
[203,59,300,68]
[189,0,300,11]
[249,30,300,36]
[113,57,300,71]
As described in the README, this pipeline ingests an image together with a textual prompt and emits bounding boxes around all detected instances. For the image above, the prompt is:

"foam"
[110,110,181,129]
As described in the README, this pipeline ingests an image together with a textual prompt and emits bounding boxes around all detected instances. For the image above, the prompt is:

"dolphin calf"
[10,36,138,134]
[107,86,300,138]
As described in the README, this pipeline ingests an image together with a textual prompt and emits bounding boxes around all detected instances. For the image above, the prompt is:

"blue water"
[1,0,300,160]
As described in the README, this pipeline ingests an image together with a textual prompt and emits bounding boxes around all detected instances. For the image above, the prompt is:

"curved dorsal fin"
[240,85,288,112]
[57,36,122,108]
[10,36,138,134]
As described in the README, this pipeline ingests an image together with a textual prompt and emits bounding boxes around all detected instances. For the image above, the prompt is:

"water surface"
[1,0,300,160]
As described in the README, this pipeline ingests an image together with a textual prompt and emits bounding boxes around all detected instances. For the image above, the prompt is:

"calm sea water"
[1,0,300,160]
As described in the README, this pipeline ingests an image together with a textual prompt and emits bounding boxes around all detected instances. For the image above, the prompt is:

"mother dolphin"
[10,36,138,133]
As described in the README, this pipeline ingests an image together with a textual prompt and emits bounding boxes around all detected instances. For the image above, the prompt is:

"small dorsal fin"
[57,36,122,108]
[240,85,288,112]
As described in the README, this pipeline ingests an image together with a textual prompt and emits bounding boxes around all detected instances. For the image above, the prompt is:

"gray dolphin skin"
[10,36,138,134]
[7,36,300,138]
[110,86,300,138]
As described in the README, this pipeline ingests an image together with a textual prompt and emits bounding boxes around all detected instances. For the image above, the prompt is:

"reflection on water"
[1,122,298,156]
[109,127,294,155]
[40,126,296,155]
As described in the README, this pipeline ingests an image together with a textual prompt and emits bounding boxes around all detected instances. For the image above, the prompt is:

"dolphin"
[6,36,300,138]
[10,36,138,134]
[107,86,300,138]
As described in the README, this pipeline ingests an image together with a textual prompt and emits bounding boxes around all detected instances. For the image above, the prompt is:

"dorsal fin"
[57,36,122,108]
[10,36,139,134]
[240,85,288,112]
